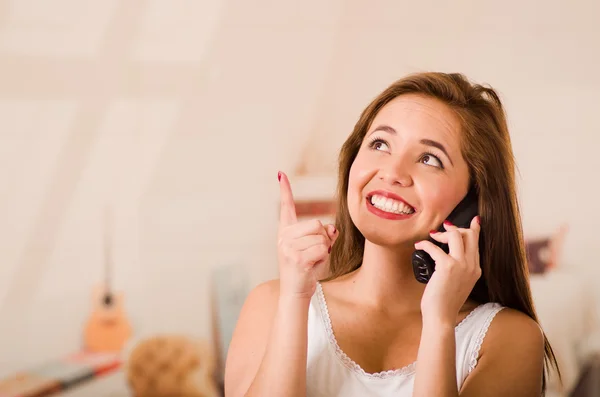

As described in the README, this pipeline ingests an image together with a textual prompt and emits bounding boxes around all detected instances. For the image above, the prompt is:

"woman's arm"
[223,279,311,397]
[225,172,336,396]
[413,217,543,396]
[458,309,545,396]
[413,308,545,397]
[413,319,459,396]
[413,218,482,397]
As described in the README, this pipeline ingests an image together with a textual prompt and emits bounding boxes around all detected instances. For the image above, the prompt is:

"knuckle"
[277,236,286,248]
[442,260,454,273]
[279,224,291,236]
[290,252,302,265]
[448,259,461,271]
[280,243,293,257]
[311,219,322,229]
[440,262,454,275]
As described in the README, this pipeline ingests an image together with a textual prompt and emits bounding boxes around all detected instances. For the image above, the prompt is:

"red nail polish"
[430,229,438,234]
[443,220,453,226]
[278,171,281,181]
[475,216,480,225]
[333,226,337,234]
[328,246,332,254]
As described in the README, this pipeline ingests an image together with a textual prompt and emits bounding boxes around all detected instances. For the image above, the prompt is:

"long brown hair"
[328,72,560,391]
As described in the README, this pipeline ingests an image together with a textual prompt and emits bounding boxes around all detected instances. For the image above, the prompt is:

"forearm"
[413,320,459,397]
[246,295,310,397]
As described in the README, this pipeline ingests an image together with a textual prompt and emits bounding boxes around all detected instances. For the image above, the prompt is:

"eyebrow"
[371,124,454,166]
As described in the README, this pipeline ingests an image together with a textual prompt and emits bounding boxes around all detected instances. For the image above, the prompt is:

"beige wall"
[0,0,599,377]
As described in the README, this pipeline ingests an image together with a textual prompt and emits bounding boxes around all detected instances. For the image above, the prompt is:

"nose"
[379,155,414,187]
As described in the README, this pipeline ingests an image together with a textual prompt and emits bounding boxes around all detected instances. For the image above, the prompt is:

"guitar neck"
[104,207,113,296]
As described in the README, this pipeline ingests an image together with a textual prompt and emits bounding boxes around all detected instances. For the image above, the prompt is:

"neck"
[342,240,426,313]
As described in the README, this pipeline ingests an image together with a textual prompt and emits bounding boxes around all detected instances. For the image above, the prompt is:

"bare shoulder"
[460,307,546,397]
[224,279,280,396]
[242,278,281,308]
[484,307,545,351]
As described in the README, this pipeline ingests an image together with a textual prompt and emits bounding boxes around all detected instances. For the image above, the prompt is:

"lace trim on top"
[467,305,505,374]
[315,282,488,380]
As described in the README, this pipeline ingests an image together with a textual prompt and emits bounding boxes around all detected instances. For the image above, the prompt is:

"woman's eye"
[370,139,389,152]
[421,154,443,169]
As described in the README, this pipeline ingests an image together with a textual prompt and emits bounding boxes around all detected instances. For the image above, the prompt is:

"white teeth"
[369,194,415,215]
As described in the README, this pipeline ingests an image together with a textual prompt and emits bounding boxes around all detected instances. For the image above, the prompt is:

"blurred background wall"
[0,0,598,393]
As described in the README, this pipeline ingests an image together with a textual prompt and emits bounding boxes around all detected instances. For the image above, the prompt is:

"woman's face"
[347,94,471,247]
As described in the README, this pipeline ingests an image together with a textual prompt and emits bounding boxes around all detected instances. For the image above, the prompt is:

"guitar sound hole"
[103,293,113,306]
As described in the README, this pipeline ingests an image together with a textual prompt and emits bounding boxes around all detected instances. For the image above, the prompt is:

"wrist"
[274,295,311,330]
[422,315,455,332]
[278,293,312,308]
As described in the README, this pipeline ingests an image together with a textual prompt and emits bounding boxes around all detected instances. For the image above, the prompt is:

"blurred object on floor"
[58,370,128,397]
[126,335,219,397]
[0,352,121,397]
[0,373,61,397]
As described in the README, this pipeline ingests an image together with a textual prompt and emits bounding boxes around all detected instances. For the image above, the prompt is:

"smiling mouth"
[367,194,416,215]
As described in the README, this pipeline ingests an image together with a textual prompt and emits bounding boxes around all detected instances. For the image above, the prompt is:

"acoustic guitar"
[83,208,132,353]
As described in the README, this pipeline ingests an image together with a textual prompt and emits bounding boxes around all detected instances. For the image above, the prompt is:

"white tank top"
[306,282,505,397]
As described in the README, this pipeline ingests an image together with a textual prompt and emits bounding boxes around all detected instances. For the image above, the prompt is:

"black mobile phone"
[412,189,479,284]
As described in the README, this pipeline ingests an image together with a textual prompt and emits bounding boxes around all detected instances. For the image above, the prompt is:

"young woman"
[224,72,560,396]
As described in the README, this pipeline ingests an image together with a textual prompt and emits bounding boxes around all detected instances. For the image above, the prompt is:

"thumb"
[325,224,339,245]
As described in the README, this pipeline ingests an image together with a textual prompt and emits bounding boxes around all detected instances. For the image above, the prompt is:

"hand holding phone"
[412,190,479,283]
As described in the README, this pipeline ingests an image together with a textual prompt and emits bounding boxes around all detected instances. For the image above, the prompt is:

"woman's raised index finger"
[278,171,297,227]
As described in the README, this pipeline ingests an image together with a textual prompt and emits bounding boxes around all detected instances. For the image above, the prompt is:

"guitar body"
[84,284,132,353]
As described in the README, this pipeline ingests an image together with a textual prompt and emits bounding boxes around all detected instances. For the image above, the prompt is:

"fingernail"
[332,226,337,234]
[430,229,438,234]
[443,220,454,226]
[475,216,480,225]
[278,171,281,182]
[328,246,332,254]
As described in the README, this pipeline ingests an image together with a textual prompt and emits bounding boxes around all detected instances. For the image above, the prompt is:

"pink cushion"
[525,224,568,274]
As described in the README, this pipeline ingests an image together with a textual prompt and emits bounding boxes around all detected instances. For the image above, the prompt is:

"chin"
[349,196,423,248]
[353,216,416,248]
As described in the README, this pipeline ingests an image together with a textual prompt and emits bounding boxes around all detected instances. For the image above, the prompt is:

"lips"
[366,190,416,212]
[365,190,416,220]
